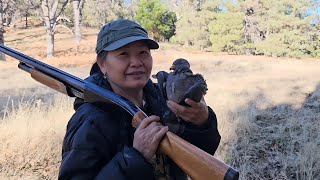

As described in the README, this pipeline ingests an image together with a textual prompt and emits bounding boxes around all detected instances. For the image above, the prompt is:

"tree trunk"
[25,10,28,28]
[47,29,54,58]
[40,0,69,58]
[72,0,81,52]
[266,12,270,40]
[9,11,18,28]
[0,29,5,61]
[0,1,5,61]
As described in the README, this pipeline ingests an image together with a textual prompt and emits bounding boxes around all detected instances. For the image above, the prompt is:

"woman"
[59,20,221,180]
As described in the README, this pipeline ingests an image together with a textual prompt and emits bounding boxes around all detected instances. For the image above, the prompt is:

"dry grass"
[0,94,73,179]
[1,24,320,179]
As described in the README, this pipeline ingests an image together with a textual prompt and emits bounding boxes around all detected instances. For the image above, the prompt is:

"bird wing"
[166,73,207,104]
[152,71,169,100]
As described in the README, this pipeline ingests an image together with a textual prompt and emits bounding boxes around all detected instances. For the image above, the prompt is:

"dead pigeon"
[165,58,208,105]
[152,58,208,134]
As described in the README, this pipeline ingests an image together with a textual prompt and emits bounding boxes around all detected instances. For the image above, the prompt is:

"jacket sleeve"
[179,106,221,155]
[58,112,155,180]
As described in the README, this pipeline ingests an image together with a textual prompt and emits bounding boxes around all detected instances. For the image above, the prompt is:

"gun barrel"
[0,44,84,92]
[0,43,140,116]
[18,62,32,73]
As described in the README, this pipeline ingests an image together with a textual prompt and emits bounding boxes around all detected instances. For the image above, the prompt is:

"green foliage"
[82,0,100,27]
[310,31,320,58]
[219,0,320,58]
[159,11,177,40]
[208,12,245,54]
[172,1,220,49]
[172,10,211,48]
[248,0,319,58]
[82,0,133,28]
[134,0,177,41]
[255,35,290,57]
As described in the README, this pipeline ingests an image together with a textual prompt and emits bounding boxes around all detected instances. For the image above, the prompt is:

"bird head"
[170,58,191,72]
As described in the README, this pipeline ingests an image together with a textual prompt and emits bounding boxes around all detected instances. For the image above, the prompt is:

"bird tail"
[178,81,208,106]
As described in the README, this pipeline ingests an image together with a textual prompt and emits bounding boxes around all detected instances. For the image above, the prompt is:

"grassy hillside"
[0,25,320,179]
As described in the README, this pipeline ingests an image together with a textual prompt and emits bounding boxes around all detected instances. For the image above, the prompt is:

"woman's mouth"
[127,71,145,75]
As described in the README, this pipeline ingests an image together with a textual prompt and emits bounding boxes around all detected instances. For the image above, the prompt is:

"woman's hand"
[166,97,209,126]
[133,115,168,161]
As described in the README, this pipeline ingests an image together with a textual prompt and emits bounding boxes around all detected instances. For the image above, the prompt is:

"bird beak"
[170,65,175,70]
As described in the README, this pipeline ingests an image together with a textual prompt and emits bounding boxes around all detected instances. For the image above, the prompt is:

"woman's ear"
[97,58,107,74]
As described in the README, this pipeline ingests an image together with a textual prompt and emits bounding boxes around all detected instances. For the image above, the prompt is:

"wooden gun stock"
[133,112,239,180]
[30,68,69,95]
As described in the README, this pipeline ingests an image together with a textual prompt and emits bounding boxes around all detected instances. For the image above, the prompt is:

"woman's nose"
[130,56,143,67]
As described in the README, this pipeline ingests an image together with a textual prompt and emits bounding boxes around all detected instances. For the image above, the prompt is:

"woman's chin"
[127,81,148,90]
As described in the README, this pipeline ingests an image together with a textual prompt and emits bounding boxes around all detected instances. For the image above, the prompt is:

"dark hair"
[97,50,108,61]
[90,51,108,75]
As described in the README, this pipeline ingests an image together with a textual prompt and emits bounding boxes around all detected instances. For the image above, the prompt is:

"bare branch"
[54,24,74,35]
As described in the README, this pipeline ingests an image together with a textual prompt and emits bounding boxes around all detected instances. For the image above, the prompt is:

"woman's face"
[99,41,153,92]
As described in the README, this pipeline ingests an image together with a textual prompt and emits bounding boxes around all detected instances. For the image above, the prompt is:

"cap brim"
[103,36,159,51]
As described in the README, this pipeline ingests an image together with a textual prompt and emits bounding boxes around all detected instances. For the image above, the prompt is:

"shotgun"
[0,44,239,180]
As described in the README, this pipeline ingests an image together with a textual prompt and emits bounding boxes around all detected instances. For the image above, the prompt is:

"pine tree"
[238,0,318,58]
[208,11,245,54]
[135,0,177,41]
[171,0,221,49]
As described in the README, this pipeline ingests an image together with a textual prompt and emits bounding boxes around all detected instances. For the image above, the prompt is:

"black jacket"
[58,66,221,180]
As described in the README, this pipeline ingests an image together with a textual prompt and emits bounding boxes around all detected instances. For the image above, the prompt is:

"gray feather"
[166,58,207,105]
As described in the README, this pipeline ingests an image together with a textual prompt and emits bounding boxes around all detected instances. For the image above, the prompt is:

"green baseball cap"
[95,20,159,54]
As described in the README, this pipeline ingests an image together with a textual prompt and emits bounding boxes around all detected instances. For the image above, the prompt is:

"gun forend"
[18,63,82,97]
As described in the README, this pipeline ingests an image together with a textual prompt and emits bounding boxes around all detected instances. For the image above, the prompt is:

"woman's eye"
[140,51,149,55]
[119,52,128,56]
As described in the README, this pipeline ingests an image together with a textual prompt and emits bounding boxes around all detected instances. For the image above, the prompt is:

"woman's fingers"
[184,98,201,108]
[137,115,160,130]
[133,115,168,161]
[166,98,209,126]
[152,126,169,143]
[167,100,187,114]
[167,100,195,117]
